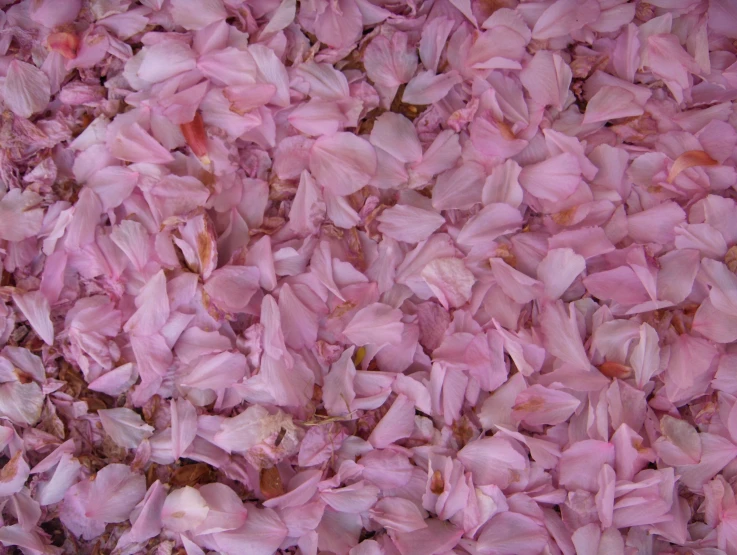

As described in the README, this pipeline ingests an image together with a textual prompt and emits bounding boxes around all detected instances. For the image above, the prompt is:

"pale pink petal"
[288,100,345,136]
[559,440,615,492]
[309,133,377,196]
[519,153,581,203]
[367,394,415,448]
[171,397,198,460]
[0,452,30,497]
[87,363,137,396]
[519,51,572,109]
[532,0,601,39]
[321,481,380,513]
[457,436,528,488]
[210,505,287,555]
[343,303,404,347]
[476,512,549,555]
[310,0,362,49]
[537,248,586,300]
[377,204,445,244]
[369,113,422,164]
[402,70,463,106]
[31,0,82,27]
[204,266,261,314]
[195,483,248,534]
[110,122,174,164]
[178,351,248,391]
[363,33,418,89]
[170,0,227,30]
[162,486,209,533]
[278,283,320,351]
[420,17,455,73]
[432,162,486,210]
[391,519,463,555]
[323,348,357,416]
[583,86,643,124]
[369,497,427,533]
[137,41,197,83]
[513,384,581,427]
[482,160,524,207]
[421,258,475,310]
[123,270,169,336]
[627,201,686,244]
[490,257,544,304]
[0,382,43,426]
[98,408,154,450]
[630,323,661,389]
[677,434,737,491]
[411,130,462,183]
[540,301,590,371]
[2,61,51,118]
[13,291,54,346]
[456,203,523,248]
[0,190,44,243]
[88,464,146,523]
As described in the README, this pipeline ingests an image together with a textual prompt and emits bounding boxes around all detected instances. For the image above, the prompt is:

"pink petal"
[476,512,549,554]
[532,0,600,39]
[162,486,210,533]
[519,51,572,109]
[432,162,486,210]
[179,351,248,391]
[13,291,54,346]
[171,397,198,459]
[583,86,643,124]
[109,122,174,164]
[540,301,590,371]
[309,133,377,196]
[402,70,463,106]
[2,61,51,118]
[137,40,197,83]
[98,408,154,450]
[367,394,415,448]
[421,258,475,310]
[559,440,615,492]
[482,160,524,207]
[369,113,422,164]
[203,266,261,314]
[457,436,528,488]
[195,483,248,534]
[30,0,81,27]
[121,480,166,544]
[491,257,544,304]
[0,190,44,243]
[391,519,463,555]
[513,384,581,427]
[456,203,523,248]
[343,303,404,347]
[124,270,169,336]
[363,33,418,89]
[210,505,288,555]
[519,153,581,203]
[377,204,446,244]
[321,481,380,513]
[369,497,427,533]
[87,363,137,396]
[537,248,586,299]
[0,382,43,426]
[630,323,661,389]
[170,0,227,30]
[0,452,30,497]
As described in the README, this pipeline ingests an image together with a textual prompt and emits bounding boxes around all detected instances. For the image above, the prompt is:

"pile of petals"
[2,0,737,553]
